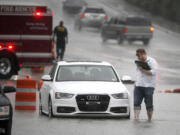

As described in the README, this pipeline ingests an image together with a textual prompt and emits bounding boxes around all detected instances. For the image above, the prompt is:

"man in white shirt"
[134,48,158,121]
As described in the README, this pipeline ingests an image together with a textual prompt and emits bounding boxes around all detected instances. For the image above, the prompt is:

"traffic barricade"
[15,76,36,110]
[173,88,180,93]
[164,89,172,93]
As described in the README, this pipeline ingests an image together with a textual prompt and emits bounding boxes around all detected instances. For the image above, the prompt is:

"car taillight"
[105,15,108,20]
[81,14,85,18]
[150,27,154,33]
[124,28,128,33]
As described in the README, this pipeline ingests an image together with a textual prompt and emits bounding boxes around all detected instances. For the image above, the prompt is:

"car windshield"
[56,65,119,82]
[85,8,105,13]
[66,0,86,5]
[109,18,126,24]
[126,17,151,26]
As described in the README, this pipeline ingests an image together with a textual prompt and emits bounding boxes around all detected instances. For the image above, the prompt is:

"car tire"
[117,37,124,44]
[125,114,130,119]
[4,120,12,135]
[102,37,107,43]
[48,98,53,118]
[143,39,150,45]
[62,5,66,11]
[128,39,133,45]
[78,24,82,31]
[0,55,15,79]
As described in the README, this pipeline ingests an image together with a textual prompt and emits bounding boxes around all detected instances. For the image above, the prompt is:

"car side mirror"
[121,75,135,84]
[41,75,52,81]
[3,86,16,93]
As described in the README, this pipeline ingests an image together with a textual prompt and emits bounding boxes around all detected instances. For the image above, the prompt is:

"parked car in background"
[39,61,131,118]
[62,0,88,14]
[101,16,154,45]
[74,7,108,31]
[0,86,16,135]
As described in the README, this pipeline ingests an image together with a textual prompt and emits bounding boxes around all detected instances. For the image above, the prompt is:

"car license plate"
[107,31,116,34]
[136,36,143,38]
[86,101,100,105]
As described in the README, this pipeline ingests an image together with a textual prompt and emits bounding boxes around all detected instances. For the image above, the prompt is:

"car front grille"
[76,94,110,112]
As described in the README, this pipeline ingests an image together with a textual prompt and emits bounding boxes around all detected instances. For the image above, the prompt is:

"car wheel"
[143,39,150,45]
[4,120,12,135]
[48,98,53,118]
[128,39,133,45]
[78,24,82,31]
[0,56,15,79]
[102,37,107,43]
[117,37,124,44]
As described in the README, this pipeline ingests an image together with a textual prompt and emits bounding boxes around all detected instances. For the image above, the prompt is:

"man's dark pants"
[56,40,65,60]
[134,86,155,112]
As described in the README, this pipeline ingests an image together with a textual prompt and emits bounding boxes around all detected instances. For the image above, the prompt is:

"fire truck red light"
[7,45,13,50]
[35,12,41,16]
[51,12,54,16]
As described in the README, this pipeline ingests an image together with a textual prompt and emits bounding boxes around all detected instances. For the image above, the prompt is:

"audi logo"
[86,95,99,101]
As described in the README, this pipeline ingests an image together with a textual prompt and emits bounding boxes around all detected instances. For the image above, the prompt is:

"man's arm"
[138,67,152,75]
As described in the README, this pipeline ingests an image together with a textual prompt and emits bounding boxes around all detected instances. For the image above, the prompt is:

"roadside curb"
[157,88,180,93]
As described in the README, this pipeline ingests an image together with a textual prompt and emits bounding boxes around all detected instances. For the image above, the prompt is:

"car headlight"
[0,106,10,116]
[112,93,128,99]
[55,92,74,99]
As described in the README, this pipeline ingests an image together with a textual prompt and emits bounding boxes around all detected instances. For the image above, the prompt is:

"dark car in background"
[101,16,126,44]
[74,6,108,31]
[62,0,88,14]
[101,16,154,45]
[0,86,16,135]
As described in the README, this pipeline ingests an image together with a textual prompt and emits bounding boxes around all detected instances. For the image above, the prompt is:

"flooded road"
[1,0,180,134]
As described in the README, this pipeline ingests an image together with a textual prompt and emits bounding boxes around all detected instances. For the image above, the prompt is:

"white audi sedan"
[39,61,131,118]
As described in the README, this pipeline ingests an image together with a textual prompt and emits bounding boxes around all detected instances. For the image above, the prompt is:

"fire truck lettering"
[0,6,40,13]
[15,7,35,12]
[30,27,48,30]
[0,6,14,12]
[26,23,35,26]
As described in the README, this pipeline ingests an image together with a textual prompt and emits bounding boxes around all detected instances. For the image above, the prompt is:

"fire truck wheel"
[0,56,15,79]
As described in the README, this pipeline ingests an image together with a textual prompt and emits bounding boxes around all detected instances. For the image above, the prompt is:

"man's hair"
[59,21,64,26]
[136,48,146,55]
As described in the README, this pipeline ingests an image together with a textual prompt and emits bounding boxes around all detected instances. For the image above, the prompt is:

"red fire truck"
[0,5,54,79]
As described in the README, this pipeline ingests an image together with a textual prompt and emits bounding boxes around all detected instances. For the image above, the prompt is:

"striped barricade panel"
[15,79,37,110]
